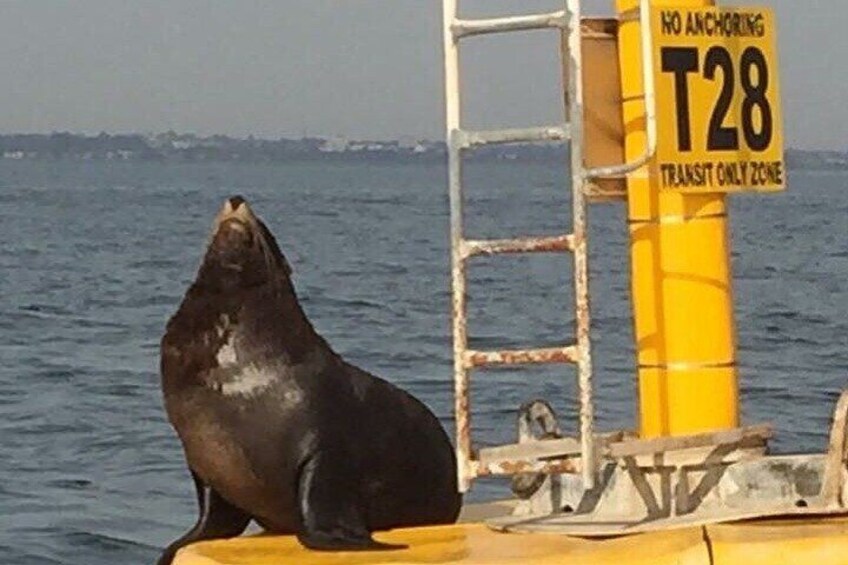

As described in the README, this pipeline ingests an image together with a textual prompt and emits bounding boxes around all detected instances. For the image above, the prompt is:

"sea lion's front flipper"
[157,471,252,565]
[296,452,405,551]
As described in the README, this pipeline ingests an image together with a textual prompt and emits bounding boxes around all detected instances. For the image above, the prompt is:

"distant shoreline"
[0,132,844,170]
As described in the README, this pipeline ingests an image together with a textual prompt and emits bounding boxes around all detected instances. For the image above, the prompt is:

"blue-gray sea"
[1,160,846,564]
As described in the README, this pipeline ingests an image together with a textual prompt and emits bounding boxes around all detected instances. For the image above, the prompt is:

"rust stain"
[464,346,578,368]
[463,234,575,258]
[478,458,579,477]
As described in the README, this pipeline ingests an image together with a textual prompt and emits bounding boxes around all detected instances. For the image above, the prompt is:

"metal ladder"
[441,0,658,493]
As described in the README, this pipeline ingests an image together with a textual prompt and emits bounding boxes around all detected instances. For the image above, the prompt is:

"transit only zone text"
[658,159,784,191]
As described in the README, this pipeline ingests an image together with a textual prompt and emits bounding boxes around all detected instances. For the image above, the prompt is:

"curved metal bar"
[584,0,657,180]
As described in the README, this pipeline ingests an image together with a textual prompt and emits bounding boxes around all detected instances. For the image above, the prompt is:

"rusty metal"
[463,346,578,369]
[449,145,472,492]
[819,389,848,505]
[477,458,580,477]
[443,0,472,491]
[565,0,596,490]
[462,235,574,258]
[442,0,597,494]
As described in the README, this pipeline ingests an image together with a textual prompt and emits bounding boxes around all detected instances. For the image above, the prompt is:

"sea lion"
[156,196,461,565]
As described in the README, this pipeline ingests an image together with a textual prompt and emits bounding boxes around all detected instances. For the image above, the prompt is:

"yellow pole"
[616,0,739,438]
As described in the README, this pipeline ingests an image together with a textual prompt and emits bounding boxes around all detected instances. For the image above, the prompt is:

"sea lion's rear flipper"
[157,472,252,565]
[296,452,405,551]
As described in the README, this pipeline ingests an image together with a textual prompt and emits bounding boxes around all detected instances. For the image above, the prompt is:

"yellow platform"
[173,517,848,565]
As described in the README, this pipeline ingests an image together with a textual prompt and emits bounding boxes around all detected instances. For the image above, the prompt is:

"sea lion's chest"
[166,384,305,526]
[169,390,258,477]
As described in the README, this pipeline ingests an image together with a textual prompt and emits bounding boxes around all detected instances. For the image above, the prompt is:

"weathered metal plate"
[487,454,848,537]
[486,391,848,537]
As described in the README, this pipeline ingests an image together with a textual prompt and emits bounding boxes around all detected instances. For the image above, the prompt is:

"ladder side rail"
[442,0,475,494]
[565,0,596,490]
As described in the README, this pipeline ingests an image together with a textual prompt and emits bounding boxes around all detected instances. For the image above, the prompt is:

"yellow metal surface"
[709,518,848,564]
[172,518,848,565]
[617,0,739,437]
[172,523,708,565]
[639,366,738,435]
[650,5,785,193]
[629,212,735,366]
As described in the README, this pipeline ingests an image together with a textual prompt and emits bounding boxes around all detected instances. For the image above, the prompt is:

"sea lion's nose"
[228,196,246,212]
[217,195,252,228]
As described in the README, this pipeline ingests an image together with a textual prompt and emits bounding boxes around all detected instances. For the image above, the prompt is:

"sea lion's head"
[194,196,292,293]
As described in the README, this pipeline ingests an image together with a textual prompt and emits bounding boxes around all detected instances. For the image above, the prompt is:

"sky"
[0,1,843,149]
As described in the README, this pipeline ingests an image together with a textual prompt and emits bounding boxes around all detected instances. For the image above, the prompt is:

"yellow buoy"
[173,518,848,565]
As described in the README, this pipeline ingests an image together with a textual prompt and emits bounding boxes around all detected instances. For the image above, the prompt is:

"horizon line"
[0,130,839,153]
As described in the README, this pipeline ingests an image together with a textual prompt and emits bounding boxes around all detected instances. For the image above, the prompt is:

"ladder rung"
[463,346,578,368]
[456,125,570,149]
[462,234,575,258]
[452,11,568,38]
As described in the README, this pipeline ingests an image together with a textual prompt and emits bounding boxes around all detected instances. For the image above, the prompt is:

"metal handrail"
[584,0,657,180]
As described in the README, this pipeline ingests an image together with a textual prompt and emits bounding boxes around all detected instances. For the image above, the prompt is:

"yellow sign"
[650,6,784,193]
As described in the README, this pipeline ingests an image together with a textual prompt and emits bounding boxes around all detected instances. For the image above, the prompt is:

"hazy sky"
[0,1,844,148]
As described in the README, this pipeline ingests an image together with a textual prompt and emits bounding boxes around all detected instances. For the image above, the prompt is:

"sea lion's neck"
[261,282,332,362]
[202,277,331,361]
[161,279,337,394]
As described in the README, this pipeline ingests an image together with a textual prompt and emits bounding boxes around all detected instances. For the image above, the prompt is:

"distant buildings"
[0,132,843,169]
[0,132,452,162]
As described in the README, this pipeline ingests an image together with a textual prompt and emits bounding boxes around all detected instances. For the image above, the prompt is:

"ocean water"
[1,160,845,564]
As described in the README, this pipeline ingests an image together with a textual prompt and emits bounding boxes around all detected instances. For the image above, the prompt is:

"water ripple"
[0,161,845,563]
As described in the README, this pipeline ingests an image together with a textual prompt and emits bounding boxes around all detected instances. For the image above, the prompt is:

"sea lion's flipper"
[157,472,252,565]
[296,453,405,551]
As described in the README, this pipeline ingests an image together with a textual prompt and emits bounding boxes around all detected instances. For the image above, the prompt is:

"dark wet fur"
[157,198,461,564]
